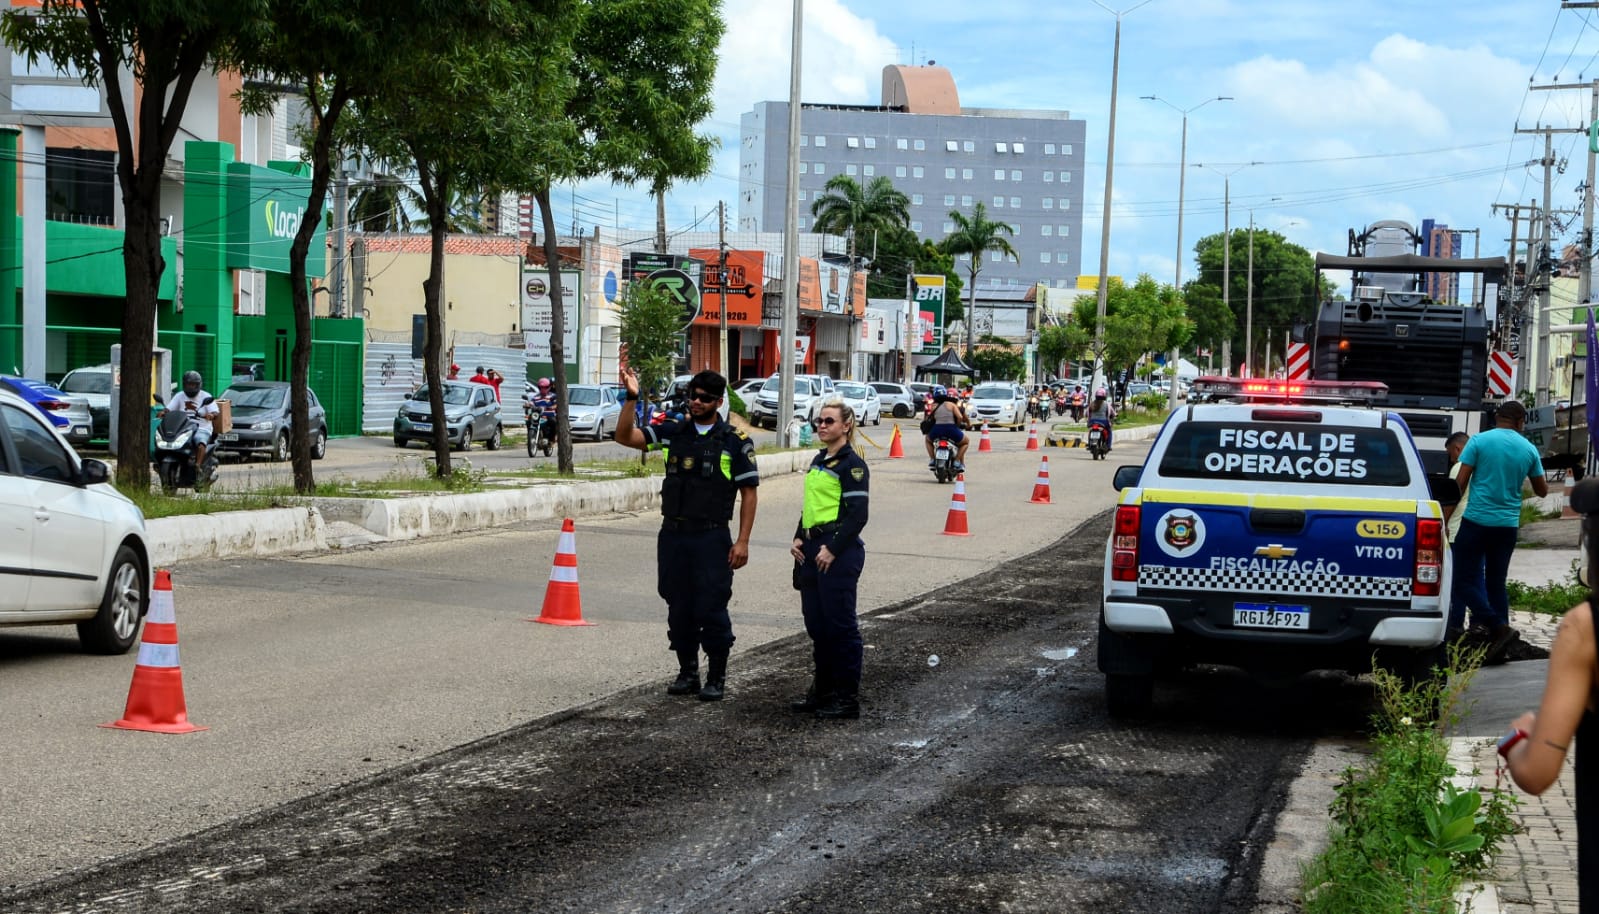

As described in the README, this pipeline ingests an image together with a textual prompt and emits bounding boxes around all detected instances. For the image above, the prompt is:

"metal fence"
[362,340,528,432]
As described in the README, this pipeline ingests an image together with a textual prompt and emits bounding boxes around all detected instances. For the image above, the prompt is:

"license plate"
[935,446,951,458]
[411,422,432,432]
[218,433,239,442]
[1233,603,1310,630]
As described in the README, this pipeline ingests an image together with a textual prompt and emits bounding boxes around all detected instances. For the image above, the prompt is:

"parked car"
[214,381,329,462]
[1125,382,1153,399]
[966,382,1028,430]
[394,381,503,451]
[826,381,883,425]
[869,381,919,418]
[0,376,93,446]
[748,373,834,429]
[57,364,113,442]
[732,378,767,402]
[0,384,150,653]
[565,384,624,441]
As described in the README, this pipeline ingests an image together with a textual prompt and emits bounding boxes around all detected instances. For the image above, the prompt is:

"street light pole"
[1195,161,1259,377]
[776,0,803,446]
[1090,0,1154,397]
[1142,93,1230,406]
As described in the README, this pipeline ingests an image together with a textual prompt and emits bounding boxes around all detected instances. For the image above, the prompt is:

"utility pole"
[777,0,803,445]
[717,200,729,379]
[1513,125,1575,404]
[331,158,348,318]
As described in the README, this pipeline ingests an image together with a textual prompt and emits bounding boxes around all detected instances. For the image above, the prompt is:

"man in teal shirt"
[1451,400,1549,661]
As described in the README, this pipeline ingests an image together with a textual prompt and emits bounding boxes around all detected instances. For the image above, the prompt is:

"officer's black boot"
[699,649,729,702]
[814,687,860,720]
[666,650,700,696]
[789,673,827,712]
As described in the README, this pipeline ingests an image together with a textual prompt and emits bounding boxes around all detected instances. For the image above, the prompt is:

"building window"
[801,135,809,147]
[992,196,1005,207]
[1010,223,1020,234]
[1059,198,1070,208]
[1040,252,1052,263]
[47,147,114,225]
[1041,225,1053,236]
[847,164,858,175]
[963,140,975,152]
[913,166,923,178]
[911,220,922,232]
[944,194,955,206]
[945,167,956,179]
[1043,198,1053,209]
[814,162,825,174]
[863,164,875,176]
[943,221,955,232]
[1062,145,1073,155]
[912,193,924,204]
[1013,143,1025,154]
[962,168,973,180]
[798,190,806,201]
[815,135,826,147]
[896,165,907,177]
[1058,252,1069,263]
[864,137,877,149]
[1058,225,1070,236]
[946,140,959,152]
[1010,197,1020,208]
[1044,143,1056,155]
[958,253,971,262]
[800,162,809,174]
[1043,172,1053,183]
[989,251,1002,262]
[896,138,908,150]
[798,216,807,229]
[961,195,973,206]
[994,169,1006,181]
[995,142,1008,153]
[1010,170,1021,181]
[847,136,859,148]
[1061,171,1071,183]
[914,139,926,150]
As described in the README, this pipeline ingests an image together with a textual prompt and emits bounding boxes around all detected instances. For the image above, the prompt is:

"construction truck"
[1308,222,1509,476]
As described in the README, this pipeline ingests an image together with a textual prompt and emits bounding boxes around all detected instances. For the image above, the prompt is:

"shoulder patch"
[850,467,865,481]
[731,428,751,441]
[825,459,839,468]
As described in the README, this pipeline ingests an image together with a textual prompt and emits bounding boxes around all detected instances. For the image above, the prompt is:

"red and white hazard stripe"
[1487,350,1515,397]
[1285,342,1311,381]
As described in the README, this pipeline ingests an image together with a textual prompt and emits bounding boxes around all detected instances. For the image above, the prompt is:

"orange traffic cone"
[102,570,206,734]
[978,422,992,452]
[1030,455,1052,504]
[942,474,971,536]
[532,518,594,626]
[1025,420,1040,450]
[888,423,905,459]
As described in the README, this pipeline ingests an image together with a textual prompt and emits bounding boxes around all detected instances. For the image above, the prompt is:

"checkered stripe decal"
[1138,564,1412,599]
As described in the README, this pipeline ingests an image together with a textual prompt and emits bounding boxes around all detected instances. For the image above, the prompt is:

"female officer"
[788,397,870,720]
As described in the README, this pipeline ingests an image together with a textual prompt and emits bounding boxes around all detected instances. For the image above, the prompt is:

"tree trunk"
[535,185,573,473]
[418,164,451,477]
[286,85,350,494]
[114,192,162,490]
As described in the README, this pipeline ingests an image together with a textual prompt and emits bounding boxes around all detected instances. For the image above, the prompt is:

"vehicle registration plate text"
[218,433,239,441]
[412,423,432,432]
[1233,602,1310,630]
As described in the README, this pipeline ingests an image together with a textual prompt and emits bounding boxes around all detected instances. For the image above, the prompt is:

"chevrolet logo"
[1255,544,1298,560]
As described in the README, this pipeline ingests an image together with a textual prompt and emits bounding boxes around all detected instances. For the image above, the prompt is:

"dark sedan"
[214,381,329,461]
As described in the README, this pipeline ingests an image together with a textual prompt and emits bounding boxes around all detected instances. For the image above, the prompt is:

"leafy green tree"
[864,228,962,320]
[1037,322,1091,379]
[348,170,418,232]
[529,0,722,472]
[347,0,580,477]
[618,280,685,402]
[968,337,1025,382]
[1190,228,1330,370]
[1073,275,1189,398]
[1,0,270,487]
[811,174,910,285]
[940,202,1018,355]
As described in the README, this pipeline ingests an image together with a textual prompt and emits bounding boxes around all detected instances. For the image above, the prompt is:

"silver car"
[394,381,503,451]
[967,382,1028,431]
[58,364,113,442]
[565,384,623,441]
[869,381,918,418]
[825,381,882,425]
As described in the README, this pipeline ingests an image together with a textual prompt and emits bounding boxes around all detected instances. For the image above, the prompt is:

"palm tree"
[810,175,911,305]
[348,172,418,233]
[940,202,1019,355]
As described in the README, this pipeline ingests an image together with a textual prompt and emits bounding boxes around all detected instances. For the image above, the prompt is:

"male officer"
[614,367,759,701]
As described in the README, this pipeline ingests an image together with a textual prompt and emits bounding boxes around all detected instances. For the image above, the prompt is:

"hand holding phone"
[1497,727,1529,758]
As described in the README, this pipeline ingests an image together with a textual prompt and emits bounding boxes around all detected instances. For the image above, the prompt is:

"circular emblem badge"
[1154,508,1205,559]
[525,277,547,300]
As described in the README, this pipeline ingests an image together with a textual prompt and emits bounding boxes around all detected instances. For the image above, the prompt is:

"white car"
[819,381,882,426]
[966,382,1029,431]
[748,373,835,429]
[0,385,150,653]
[565,384,624,441]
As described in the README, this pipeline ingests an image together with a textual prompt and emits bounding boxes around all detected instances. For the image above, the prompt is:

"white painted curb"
[148,506,328,565]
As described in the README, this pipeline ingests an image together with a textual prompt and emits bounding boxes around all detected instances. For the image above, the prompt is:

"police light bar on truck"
[1189,376,1388,404]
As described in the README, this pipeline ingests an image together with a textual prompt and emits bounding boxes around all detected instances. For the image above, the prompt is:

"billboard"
[688,248,762,327]
[913,274,946,356]
[522,269,581,361]
[624,252,703,324]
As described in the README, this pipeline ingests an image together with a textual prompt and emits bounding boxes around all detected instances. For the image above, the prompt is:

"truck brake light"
[1413,518,1442,597]
[1112,505,1140,582]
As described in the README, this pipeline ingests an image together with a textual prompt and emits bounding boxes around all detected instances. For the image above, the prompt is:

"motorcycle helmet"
[181,370,202,397]
[1095,387,1108,399]
[537,377,552,391]
[931,385,947,399]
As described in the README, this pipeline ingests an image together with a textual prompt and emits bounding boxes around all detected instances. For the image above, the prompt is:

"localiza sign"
[226,160,326,276]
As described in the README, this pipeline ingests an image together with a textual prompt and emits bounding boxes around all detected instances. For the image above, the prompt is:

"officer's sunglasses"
[688,391,721,403]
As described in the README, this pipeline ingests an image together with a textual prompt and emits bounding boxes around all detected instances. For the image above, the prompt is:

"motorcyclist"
[1069,385,1086,421]
[922,384,970,472]
[1087,387,1116,452]
[527,377,558,443]
[161,370,220,470]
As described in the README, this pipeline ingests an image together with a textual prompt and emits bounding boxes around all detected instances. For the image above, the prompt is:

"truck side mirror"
[1112,465,1142,491]
[1427,474,1460,507]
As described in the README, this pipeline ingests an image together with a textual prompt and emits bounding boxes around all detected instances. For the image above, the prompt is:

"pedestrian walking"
[614,367,759,701]
[1451,400,1549,662]
[1502,476,1599,910]
[789,397,870,720]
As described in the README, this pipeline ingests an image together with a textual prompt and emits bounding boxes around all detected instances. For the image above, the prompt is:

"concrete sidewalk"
[1454,514,1584,913]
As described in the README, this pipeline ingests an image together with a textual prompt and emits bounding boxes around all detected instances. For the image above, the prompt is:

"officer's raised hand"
[613,367,648,450]
[619,366,640,398]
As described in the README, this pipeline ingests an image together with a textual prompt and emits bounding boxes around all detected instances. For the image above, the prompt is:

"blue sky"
[556,0,1596,291]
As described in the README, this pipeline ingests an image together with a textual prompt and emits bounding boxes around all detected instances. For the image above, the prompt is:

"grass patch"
[117,485,311,520]
[1519,501,1562,525]
[1507,560,1589,616]
[1300,646,1518,914]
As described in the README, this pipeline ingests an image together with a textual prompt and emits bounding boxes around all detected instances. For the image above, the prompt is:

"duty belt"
[801,522,842,540]
[661,517,727,532]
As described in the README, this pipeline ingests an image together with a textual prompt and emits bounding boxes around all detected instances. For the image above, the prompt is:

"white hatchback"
[0,386,150,653]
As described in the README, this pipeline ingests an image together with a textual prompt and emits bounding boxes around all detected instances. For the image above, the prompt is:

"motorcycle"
[1054,394,1070,417]
[1028,397,1051,421]
[524,406,554,457]
[1087,421,1110,460]
[153,404,219,494]
[930,436,958,484]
